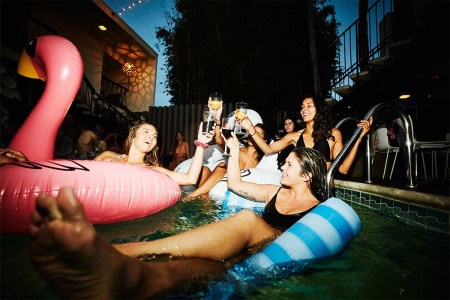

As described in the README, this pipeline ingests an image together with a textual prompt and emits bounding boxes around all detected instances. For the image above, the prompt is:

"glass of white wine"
[208,92,223,112]
[234,102,248,147]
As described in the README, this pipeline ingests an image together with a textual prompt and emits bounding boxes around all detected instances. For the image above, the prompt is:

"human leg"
[185,162,227,199]
[115,209,278,260]
[30,186,224,299]
[196,166,211,187]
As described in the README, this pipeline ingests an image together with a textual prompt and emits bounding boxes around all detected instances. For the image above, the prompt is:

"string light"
[113,0,142,16]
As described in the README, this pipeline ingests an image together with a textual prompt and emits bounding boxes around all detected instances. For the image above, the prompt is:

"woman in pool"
[30,134,326,298]
[94,121,213,186]
[113,134,326,258]
[241,96,372,174]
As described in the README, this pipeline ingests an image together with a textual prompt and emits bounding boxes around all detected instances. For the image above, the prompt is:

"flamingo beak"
[17,49,46,81]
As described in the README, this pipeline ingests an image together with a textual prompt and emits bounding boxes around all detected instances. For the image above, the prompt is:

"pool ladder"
[326,102,416,198]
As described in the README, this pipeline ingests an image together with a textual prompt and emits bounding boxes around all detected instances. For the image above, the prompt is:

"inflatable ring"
[0,36,181,234]
[0,160,181,234]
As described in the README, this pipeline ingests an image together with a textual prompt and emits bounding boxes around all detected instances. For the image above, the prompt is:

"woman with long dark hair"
[242,96,372,174]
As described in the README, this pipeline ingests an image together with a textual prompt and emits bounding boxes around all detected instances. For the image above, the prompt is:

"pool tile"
[369,194,380,210]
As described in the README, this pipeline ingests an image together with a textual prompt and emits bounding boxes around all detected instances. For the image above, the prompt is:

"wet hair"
[124,122,159,166]
[290,147,327,201]
[303,96,335,142]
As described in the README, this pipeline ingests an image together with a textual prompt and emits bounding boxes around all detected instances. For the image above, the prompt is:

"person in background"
[241,96,372,175]
[169,131,190,170]
[94,121,213,186]
[276,116,300,169]
[29,138,327,298]
[72,124,106,160]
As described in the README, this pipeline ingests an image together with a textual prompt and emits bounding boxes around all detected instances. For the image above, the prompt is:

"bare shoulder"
[94,151,120,161]
[331,127,342,137]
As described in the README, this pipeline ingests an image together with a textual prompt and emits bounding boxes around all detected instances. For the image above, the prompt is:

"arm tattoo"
[234,189,257,200]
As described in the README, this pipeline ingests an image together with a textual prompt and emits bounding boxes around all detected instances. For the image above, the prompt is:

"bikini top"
[296,131,331,162]
[108,154,148,166]
[175,143,188,155]
[262,187,317,230]
[108,154,127,162]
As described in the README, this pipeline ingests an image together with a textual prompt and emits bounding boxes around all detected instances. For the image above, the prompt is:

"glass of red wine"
[221,117,234,156]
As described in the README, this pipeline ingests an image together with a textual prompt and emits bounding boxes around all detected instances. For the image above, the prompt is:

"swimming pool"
[1,195,448,299]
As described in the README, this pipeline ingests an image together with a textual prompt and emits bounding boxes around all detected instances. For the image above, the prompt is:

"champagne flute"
[221,117,234,157]
[235,102,248,121]
[234,102,248,147]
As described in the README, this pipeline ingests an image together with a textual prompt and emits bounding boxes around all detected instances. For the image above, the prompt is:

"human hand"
[240,117,254,130]
[358,116,373,137]
[197,122,214,144]
[0,148,29,162]
[224,132,240,151]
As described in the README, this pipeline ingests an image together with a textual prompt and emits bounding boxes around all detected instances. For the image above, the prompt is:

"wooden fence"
[148,103,298,157]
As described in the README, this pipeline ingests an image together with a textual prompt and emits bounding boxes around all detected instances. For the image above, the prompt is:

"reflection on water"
[1,199,448,299]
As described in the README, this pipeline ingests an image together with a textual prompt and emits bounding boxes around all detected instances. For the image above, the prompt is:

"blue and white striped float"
[242,196,361,274]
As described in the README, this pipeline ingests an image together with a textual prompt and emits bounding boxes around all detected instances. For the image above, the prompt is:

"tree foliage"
[156,0,338,114]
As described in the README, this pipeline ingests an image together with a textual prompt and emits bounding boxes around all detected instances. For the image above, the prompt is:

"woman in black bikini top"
[241,96,372,174]
[296,131,331,163]
[262,186,317,230]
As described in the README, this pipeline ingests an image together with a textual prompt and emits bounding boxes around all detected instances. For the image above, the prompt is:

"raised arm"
[241,117,296,154]
[226,133,274,202]
[155,123,213,185]
[333,117,372,175]
[213,106,224,148]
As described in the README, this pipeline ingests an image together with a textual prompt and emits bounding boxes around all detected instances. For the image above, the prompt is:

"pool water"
[1,197,448,299]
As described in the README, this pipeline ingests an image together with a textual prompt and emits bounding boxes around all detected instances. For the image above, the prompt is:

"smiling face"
[131,123,158,153]
[280,152,303,186]
[300,97,317,123]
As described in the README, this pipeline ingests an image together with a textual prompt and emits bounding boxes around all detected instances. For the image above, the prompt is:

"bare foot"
[30,186,224,299]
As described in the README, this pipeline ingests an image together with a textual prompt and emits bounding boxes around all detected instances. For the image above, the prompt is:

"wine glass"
[202,106,215,134]
[234,102,248,147]
[208,92,223,112]
[235,102,248,121]
[221,117,234,157]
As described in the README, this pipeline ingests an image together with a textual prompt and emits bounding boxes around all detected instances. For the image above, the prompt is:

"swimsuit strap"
[109,154,126,162]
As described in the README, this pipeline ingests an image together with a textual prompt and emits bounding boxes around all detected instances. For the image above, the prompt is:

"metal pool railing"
[326,102,416,198]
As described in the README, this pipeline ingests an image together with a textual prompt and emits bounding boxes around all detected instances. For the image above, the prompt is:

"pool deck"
[336,179,449,213]
[335,178,449,234]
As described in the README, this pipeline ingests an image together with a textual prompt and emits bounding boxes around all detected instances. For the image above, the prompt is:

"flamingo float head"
[9,35,84,161]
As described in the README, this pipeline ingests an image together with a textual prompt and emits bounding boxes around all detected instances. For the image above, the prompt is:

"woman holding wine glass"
[185,103,266,200]
[239,96,372,175]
